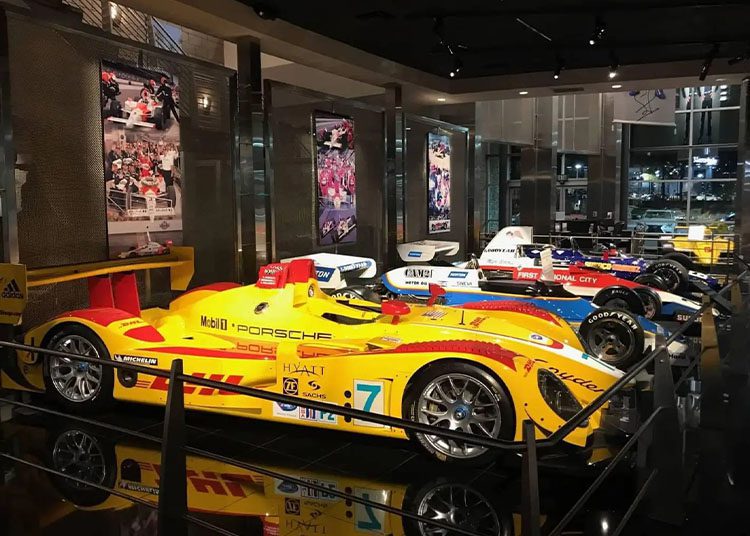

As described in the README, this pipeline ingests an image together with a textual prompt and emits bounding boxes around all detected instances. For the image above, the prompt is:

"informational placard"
[687,225,707,241]
[314,112,357,245]
[540,247,555,281]
[427,132,451,234]
[100,61,182,259]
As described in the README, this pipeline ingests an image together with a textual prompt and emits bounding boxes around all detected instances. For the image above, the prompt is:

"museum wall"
[7,14,235,325]
[405,120,468,255]
[268,84,385,265]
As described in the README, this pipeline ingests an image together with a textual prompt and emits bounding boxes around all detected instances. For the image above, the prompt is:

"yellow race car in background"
[2,254,623,464]
[661,224,734,266]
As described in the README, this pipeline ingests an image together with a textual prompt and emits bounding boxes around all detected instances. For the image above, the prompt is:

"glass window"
[691,148,737,180]
[509,146,521,180]
[690,109,739,145]
[509,187,520,224]
[559,187,587,218]
[629,150,689,181]
[631,124,682,148]
[557,154,589,180]
[688,181,736,223]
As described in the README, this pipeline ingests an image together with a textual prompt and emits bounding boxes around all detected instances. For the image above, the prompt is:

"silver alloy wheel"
[52,430,107,489]
[417,373,502,459]
[416,483,501,536]
[586,319,635,363]
[49,335,103,403]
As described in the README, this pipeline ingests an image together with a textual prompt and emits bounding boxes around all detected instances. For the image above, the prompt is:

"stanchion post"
[647,346,685,526]
[158,359,187,536]
[521,420,541,536]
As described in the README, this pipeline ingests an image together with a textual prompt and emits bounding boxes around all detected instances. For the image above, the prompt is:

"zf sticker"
[353,380,385,428]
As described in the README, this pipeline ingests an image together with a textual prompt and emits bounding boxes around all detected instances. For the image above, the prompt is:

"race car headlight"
[537,369,583,423]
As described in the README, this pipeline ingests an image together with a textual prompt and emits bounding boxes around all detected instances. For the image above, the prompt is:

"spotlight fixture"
[608,54,619,79]
[589,16,606,46]
[449,56,463,78]
[553,56,564,80]
[253,4,278,20]
[699,44,719,81]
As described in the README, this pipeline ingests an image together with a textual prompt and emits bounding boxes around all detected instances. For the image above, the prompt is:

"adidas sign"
[1,279,23,300]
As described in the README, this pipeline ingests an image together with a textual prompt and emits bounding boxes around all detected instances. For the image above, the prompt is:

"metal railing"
[0,265,747,535]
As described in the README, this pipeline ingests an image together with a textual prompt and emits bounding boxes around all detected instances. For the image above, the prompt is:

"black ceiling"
[241,0,750,79]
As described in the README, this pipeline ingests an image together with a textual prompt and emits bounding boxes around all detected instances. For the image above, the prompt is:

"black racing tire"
[633,273,669,291]
[43,325,115,413]
[662,252,695,271]
[403,361,515,466]
[580,308,645,370]
[45,426,117,507]
[644,259,689,293]
[402,477,512,536]
[152,107,165,130]
[592,286,646,316]
[632,286,662,320]
[330,286,382,304]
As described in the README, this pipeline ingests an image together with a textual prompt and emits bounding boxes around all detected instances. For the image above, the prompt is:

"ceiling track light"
[699,44,720,81]
[589,16,606,46]
[449,56,463,78]
[608,52,619,79]
[553,56,564,80]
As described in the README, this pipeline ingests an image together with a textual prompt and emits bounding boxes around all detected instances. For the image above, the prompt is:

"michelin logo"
[114,354,158,366]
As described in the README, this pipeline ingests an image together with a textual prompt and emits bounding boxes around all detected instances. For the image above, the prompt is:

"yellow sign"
[0,263,28,325]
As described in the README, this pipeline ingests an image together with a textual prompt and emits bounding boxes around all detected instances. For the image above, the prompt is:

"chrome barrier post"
[647,346,685,526]
[521,420,541,536]
[158,359,187,536]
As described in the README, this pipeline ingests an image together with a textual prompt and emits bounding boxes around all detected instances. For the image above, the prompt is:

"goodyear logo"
[1,279,23,300]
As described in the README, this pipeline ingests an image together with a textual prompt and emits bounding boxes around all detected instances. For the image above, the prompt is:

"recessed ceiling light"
[611,84,622,89]
[716,78,726,82]
[519,90,529,95]
[437,97,446,102]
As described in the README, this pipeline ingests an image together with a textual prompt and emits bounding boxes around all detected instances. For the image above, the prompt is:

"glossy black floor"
[0,321,748,536]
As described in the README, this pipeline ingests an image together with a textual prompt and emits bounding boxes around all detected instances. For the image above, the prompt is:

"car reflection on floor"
[0,412,634,536]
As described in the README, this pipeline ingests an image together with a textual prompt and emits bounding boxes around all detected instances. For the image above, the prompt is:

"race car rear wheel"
[662,251,695,271]
[644,259,689,293]
[633,273,668,291]
[44,325,114,412]
[632,286,662,320]
[580,309,645,369]
[592,286,645,316]
[404,362,514,466]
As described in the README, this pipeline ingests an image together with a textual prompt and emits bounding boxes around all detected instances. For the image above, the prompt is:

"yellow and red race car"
[2,252,623,464]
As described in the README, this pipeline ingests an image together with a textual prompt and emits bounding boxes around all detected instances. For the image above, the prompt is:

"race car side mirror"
[427,283,447,306]
[382,300,411,325]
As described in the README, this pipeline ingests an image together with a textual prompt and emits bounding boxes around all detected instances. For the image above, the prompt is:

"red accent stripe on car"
[140,346,274,360]
[393,340,517,371]
[459,301,561,326]
[66,308,135,327]
[124,325,165,343]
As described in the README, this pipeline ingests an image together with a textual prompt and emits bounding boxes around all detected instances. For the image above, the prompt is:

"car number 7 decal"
[354,380,385,428]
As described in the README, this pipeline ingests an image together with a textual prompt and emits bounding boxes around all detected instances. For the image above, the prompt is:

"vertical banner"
[427,132,451,233]
[314,113,357,245]
[101,62,182,259]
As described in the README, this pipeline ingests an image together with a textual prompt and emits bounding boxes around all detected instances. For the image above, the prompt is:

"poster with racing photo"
[314,112,356,246]
[427,132,451,233]
[101,61,182,259]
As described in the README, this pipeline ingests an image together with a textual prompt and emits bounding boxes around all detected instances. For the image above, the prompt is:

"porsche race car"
[2,253,624,464]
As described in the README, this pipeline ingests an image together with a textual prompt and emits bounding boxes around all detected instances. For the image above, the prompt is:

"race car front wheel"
[644,259,689,293]
[633,273,668,291]
[592,286,645,316]
[580,308,645,370]
[44,325,114,412]
[403,362,514,466]
[632,286,662,320]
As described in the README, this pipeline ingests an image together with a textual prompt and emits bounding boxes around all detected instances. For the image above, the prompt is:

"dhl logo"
[133,461,265,498]
[135,373,243,395]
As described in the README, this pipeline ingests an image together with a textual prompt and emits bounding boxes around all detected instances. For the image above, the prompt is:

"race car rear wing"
[396,240,460,263]
[0,247,194,325]
[280,253,377,290]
